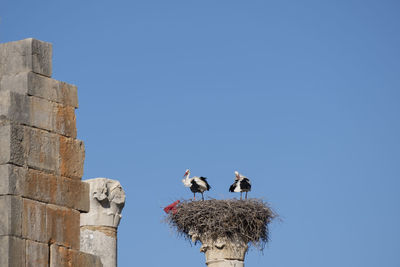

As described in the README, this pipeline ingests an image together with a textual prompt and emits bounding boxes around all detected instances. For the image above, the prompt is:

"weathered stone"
[0,38,101,267]
[81,226,116,267]
[30,96,77,137]
[29,95,55,133]
[24,168,56,203]
[25,168,89,211]
[207,259,244,267]
[47,204,80,249]
[25,127,59,173]
[0,164,26,195]
[0,91,77,137]
[0,91,30,127]
[22,198,47,242]
[0,195,22,236]
[80,178,126,227]
[75,249,104,267]
[0,72,78,107]
[59,80,79,108]
[56,176,89,212]
[0,38,52,77]
[0,123,64,171]
[26,240,49,267]
[59,136,84,179]
[80,178,125,267]
[0,124,14,165]
[50,244,103,267]
[49,244,69,267]
[0,235,26,267]
[55,104,77,138]
[192,237,248,267]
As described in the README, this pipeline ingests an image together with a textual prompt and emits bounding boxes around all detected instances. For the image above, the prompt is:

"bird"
[229,171,251,200]
[182,169,211,201]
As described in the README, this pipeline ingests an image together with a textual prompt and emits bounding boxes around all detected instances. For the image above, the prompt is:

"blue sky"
[2,1,400,266]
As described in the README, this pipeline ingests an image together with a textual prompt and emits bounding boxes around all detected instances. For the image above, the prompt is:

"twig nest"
[166,199,277,250]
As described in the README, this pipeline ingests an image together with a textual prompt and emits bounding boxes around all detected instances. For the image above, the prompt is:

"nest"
[165,199,277,250]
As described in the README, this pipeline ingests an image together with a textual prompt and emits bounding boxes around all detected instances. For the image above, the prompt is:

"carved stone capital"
[80,178,126,228]
[190,232,248,266]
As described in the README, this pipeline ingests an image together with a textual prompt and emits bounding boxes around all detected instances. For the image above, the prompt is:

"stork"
[229,171,251,200]
[182,169,211,201]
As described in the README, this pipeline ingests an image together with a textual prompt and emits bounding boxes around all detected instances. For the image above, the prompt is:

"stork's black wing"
[199,177,211,190]
[240,178,251,191]
[190,179,200,193]
[229,181,237,192]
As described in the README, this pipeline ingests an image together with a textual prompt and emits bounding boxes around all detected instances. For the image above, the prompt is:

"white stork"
[229,171,251,200]
[182,169,211,201]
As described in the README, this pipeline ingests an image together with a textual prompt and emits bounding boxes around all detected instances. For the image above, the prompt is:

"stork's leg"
[240,192,242,200]
[201,192,204,201]
[245,192,248,200]
[193,193,196,201]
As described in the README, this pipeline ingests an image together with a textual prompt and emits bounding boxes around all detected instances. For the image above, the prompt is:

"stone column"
[195,236,248,267]
[80,178,126,267]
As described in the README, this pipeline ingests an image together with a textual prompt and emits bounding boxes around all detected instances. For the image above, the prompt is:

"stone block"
[0,164,26,195]
[0,235,26,267]
[0,72,78,107]
[22,198,47,243]
[30,96,77,137]
[0,123,27,167]
[59,80,79,108]
[26,240,49,267]
[55,104,77,138]
[0,91,30,126]
[0,195,22,236]
[0,72,34,95]
[0,165,88,210]
[59,136,85,179]
[56,176,89,212]
[24,168,89,211]
[25,127,59,173]
[24,168,56,203]
[0,124,14,165]
[29,95,55,132]
[0,38,52,77]
[75,250,104,267]
[46,204,80,249]
[50,244,103,267]
[0,87,76,137]
[0,123,28,167]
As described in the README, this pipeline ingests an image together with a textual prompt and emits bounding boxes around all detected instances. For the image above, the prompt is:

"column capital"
[190,234,248,266]
[80,178,126,228]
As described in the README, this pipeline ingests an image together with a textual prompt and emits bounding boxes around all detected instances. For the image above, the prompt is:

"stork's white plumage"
[229,171,251,200]
[182,169,211,201]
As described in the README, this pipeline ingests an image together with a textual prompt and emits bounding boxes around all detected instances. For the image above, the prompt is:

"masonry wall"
[0,38,102,267]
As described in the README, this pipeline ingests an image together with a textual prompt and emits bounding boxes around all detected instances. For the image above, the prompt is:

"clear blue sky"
[2,1,400,266]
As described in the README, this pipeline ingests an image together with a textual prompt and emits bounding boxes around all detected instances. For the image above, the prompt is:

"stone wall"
[0,38,102,267]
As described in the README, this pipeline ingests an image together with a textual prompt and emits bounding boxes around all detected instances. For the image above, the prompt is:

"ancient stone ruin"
[0,38,125,267]
[1,37,274,267]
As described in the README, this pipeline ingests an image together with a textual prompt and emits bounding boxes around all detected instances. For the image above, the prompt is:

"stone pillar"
[193,235,248,267]
[80,178,126,267]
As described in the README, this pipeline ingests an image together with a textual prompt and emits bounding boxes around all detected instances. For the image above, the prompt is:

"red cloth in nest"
[163,200,180,214]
